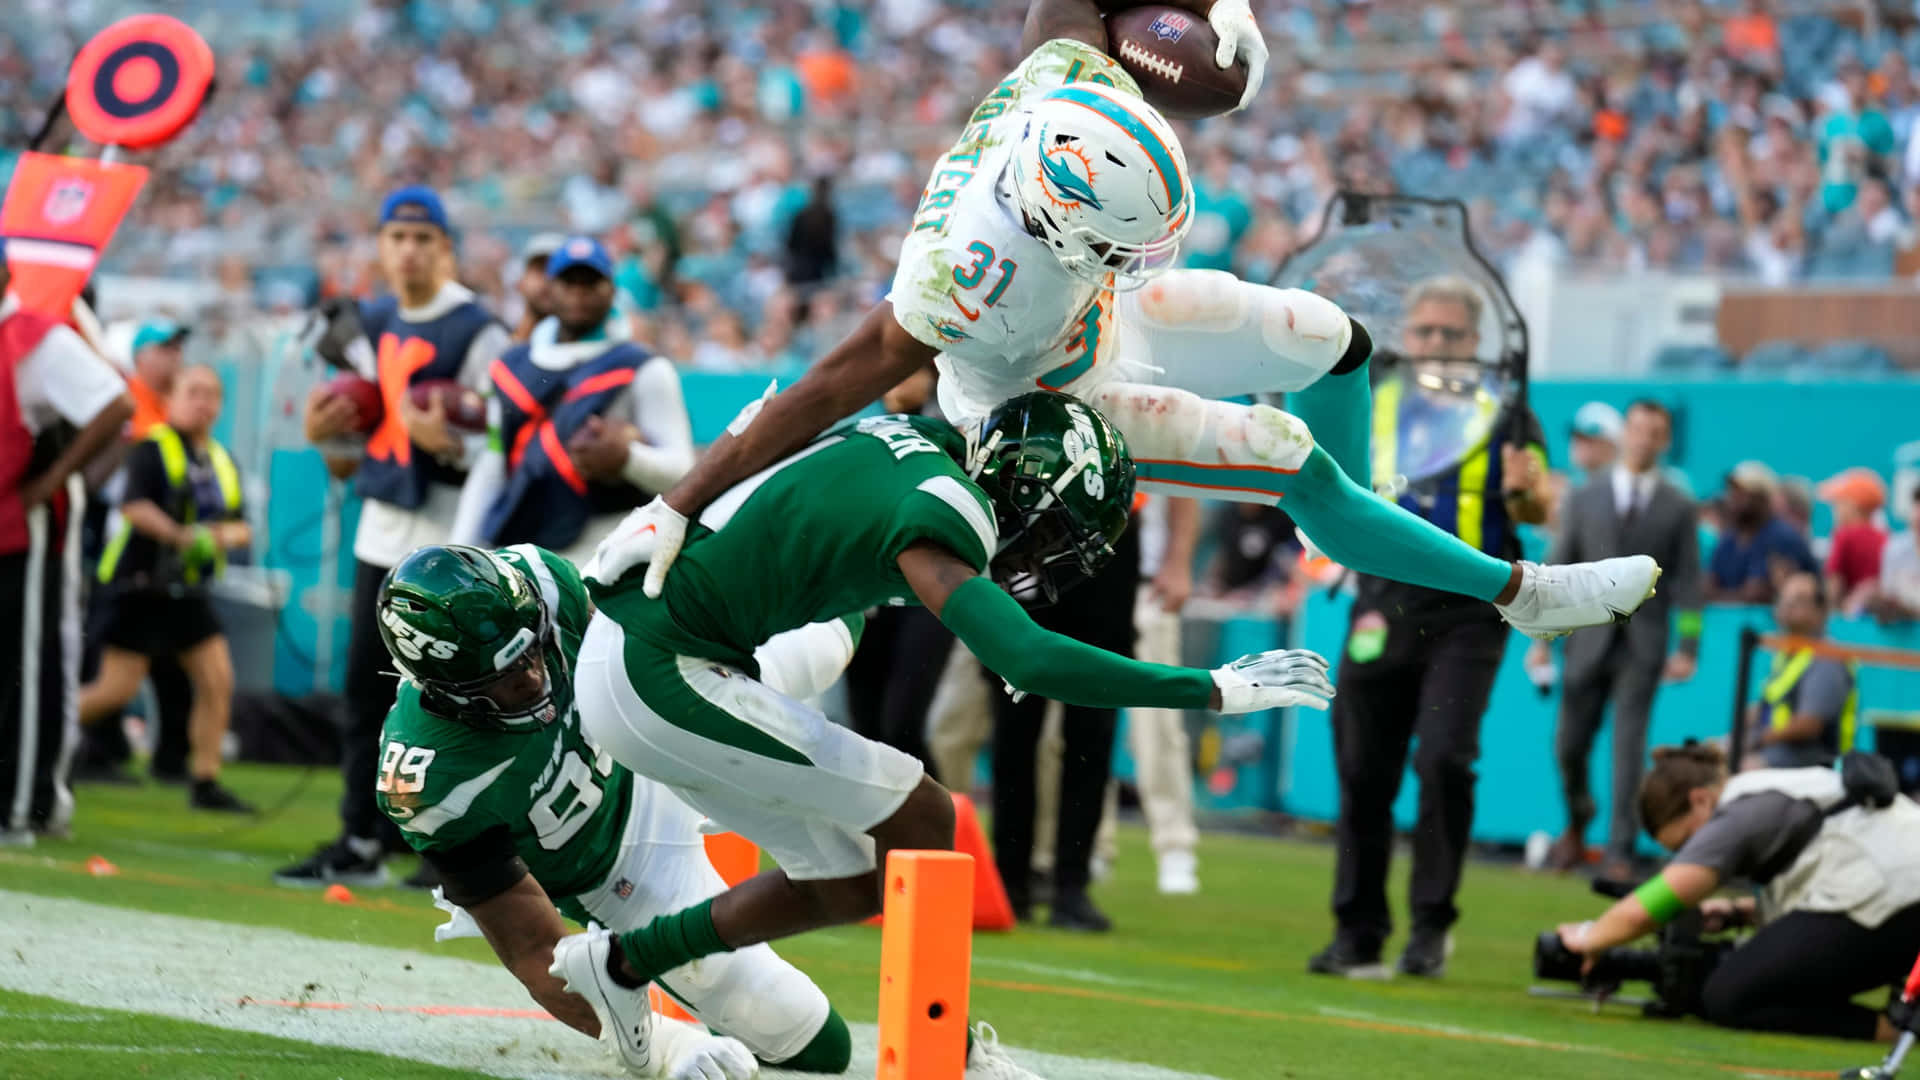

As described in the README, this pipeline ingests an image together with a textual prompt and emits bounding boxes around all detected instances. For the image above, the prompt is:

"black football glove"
[300,297,374,373]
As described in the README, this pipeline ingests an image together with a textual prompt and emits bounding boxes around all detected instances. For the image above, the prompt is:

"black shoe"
[1047,888,1112,932]
[1308,935,1390,979]
[273,840,389,888]
[1027,868,1054,908]
[401,860,441,891]
[189,779,256,814]
[1397,928,1452,978]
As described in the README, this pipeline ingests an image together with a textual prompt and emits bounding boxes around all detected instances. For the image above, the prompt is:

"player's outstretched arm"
[593,303,937,594]
[463,872,604,1038]
[899,542,1335,714]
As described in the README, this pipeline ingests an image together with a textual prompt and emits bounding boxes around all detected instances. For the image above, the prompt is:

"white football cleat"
[966,1022,1045,1080]
[1156,850,1199,896]
[549,927,655,1074]
[1496,556,1660,641]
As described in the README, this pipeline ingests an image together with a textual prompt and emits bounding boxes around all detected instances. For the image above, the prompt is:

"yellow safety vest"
[1763,647,1859,754]
[98,424,242,586]
[1371,376,1501,552]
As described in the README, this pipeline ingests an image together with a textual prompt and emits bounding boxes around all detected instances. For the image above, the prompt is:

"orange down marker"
[651,833,763,1024]
[876,850,974,1080]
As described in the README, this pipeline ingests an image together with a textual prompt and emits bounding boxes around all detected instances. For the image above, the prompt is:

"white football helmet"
[1006,82,1193,291]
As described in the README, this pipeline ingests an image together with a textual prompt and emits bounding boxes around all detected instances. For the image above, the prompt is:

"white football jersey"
[887,40,1144,420]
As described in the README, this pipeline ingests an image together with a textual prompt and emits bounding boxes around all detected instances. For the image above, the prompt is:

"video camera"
[1531,877,1741,1019]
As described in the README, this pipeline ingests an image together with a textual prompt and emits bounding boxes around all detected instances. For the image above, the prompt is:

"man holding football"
[592,0,1660,642]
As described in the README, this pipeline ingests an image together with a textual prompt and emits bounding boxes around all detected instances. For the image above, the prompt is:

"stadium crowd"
[8,0,1920,366]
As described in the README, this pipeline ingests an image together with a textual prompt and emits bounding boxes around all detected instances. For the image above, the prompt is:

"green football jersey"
[376,543,632,899]
[593,414,1000,671]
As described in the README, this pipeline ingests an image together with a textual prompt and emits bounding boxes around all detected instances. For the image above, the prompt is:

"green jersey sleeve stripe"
[401,756,515,837]
[916,476,998,563]
[505,543,561,618]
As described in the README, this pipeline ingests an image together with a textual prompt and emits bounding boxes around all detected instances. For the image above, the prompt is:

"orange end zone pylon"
[651,832,763,1023]
[876,850,974,1080]
[865,792,1014,932]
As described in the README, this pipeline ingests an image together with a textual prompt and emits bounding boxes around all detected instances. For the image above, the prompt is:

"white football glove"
[654,1017,759,1080]
[587,496,689,597]
[1211,649,1334,714]
[1207,0,1269,112]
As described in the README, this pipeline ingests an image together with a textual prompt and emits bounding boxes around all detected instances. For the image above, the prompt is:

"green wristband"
[1632,875,1685,924]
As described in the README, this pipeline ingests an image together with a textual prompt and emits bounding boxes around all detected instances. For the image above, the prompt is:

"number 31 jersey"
[886,39,1143,420]
[376,544,630,899]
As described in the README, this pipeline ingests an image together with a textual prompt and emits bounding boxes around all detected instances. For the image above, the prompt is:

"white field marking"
[0,1007,114,1022]
[974,953,1184,991]
[0,1041,325,1060]
[1313,1005,1590,1054]
[0,889,1222,1080]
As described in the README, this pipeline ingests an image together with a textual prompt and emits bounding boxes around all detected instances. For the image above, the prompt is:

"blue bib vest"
[354,297,496,509]
[483,341,652,549]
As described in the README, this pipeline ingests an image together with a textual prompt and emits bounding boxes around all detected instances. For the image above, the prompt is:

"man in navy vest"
[450,235,692,567]
[280,187,511,888]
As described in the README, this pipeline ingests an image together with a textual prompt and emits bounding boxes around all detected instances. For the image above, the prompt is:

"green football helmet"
[964,391,1137,606]
[376,545,557,731]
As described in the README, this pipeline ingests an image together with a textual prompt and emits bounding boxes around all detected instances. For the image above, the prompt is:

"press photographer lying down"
[1555,743,1920,1040]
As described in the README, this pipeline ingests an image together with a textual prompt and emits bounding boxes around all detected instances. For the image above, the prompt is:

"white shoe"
[0,828,33,848]
[1496,556,1660,641]
[549,927,655,1074]
[1156,851,1199,896]
[967,1022,1045,1080]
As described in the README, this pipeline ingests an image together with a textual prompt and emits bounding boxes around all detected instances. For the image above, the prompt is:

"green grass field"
[0,762,1885,1079]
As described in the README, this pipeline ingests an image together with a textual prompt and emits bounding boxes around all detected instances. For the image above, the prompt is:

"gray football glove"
[1211,649,1334,714]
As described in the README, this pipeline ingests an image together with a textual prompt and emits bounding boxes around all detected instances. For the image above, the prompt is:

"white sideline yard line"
[0,1040,326,1060]
[1314,1005,1582,1054]
[0,889,1222,1080]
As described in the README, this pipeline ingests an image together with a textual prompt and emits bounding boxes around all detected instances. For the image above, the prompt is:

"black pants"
[80,587,192,776]
[0,541,72,833]
[991,525,1140,901]
[1556,634,1660,861]
[1330,611,1507,943]
[340,558,402,848]
[843,606,953,782]
[1702,903,1920,1040]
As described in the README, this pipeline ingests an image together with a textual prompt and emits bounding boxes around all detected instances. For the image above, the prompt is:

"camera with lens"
[1531,878,1741,1018]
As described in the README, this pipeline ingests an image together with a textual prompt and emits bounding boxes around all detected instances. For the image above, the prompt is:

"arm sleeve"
[940,576,1214,710]
[1794,660,1853,720]
[620,358,696,492]
[25,325,127,427]
[421,824,531,908]
[449,449,507,547]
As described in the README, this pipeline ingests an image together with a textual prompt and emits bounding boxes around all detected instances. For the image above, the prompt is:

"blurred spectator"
[125,322,189,437]
[1707,461,1817,604]
[1205,502,1301,615]
[1568,401,1623,483]
[1721,0,1779,69]
[1742,573,1855,770]
[1815,467,1888,615]
[1184,146,1253,272]
[784,175,839,289]
[1816,59,1895,216]
[1870,487,1920,624]
[78,366,253,814]
[1500,40,1578,141]
[1777,475,1815,551]
[510,233,564,342]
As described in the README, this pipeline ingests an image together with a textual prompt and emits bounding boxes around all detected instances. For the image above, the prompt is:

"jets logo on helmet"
[379,606,459,663]
[1008,82,1193,291]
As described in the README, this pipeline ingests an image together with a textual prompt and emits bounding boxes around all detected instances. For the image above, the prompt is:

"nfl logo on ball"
[1148,12,1191,40]
[614,878,634,899]
[42,179,94,225]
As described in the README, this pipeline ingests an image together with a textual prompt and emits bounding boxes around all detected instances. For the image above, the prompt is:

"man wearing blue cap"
[450,235,693,568]
[280,186,511,888]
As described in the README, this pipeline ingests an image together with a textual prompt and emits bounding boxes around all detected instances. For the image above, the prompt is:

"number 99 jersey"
[887,39,1145,421]
[376,544,631,899]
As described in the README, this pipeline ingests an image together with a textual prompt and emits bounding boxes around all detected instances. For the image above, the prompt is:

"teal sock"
[1289,360,1372,488]
[770,1005,852,1073]
[1284,447,1511,601]
[615,899,732,985]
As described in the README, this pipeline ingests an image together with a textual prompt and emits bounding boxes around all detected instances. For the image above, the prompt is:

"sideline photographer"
[1554,743,1920,1040]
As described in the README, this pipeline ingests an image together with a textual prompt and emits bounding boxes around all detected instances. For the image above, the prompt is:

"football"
[322,372,383,434]
[409,378,488,433]
[1106,5,1248,119]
